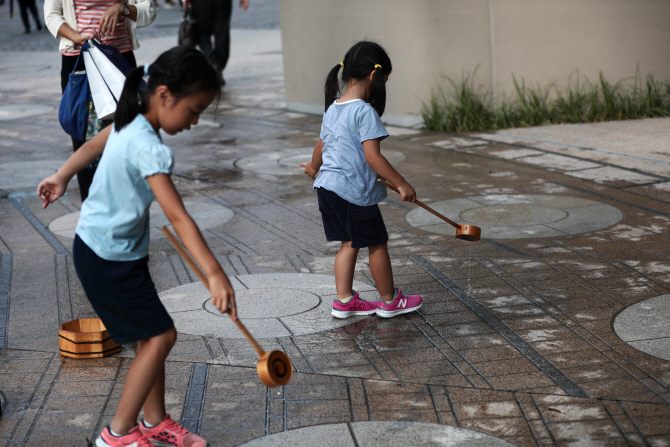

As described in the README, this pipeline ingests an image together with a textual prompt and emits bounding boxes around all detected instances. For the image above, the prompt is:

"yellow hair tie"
[340,61,344,67]
[374,64,382,69]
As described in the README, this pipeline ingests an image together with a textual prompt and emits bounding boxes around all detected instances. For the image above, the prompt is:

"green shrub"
[421,68,670,132]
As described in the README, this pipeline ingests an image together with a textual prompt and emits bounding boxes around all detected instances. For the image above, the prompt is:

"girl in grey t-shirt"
[301,41,424,320]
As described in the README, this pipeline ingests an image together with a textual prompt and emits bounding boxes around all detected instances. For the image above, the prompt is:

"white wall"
[279,0,670,126]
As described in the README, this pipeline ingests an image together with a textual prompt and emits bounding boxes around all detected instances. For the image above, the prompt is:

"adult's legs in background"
[192,0,231,85]
[17,0,31,32]
[192,0,215,61]
[211,0,232,83]
[17,0,41,32]
[25,0,41,30]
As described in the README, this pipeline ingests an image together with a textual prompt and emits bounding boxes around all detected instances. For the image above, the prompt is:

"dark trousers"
[192,0,231,73]
[18,0,41,32]
[60,51,137,201]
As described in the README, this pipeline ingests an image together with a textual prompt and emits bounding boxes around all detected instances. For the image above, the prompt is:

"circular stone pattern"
[461,204,567,226]
[204,288,321,318]
[613,295,670,361]
[159,273,379,338]
[235,148,406,176]
[406,194,623,239]
[239,421,519,447]
[48,201,234,239]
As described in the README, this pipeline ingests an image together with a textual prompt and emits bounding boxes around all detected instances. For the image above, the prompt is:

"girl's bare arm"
[363,138,416,202]
[300,138,324,179]
[37,125,113,208]
[148,174,237,319]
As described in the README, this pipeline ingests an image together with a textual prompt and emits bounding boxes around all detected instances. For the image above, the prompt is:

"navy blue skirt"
[73,235,174,344]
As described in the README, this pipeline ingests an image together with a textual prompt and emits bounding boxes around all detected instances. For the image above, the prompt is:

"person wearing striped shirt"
[45,0,155,200]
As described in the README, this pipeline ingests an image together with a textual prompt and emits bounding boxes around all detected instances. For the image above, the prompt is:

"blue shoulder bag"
[58,50,89,142]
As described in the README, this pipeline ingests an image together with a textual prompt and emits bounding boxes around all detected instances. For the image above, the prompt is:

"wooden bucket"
[58,318,121,359]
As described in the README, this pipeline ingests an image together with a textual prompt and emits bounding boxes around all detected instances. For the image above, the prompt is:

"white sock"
[337,294,354,304]
[382,288,398,304]
[110,428,124,437]
[142,419,155,428]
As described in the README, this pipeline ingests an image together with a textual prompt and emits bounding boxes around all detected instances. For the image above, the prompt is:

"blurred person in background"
[18,0,43,33]
[44,0,155,200]
[182,0,248,86]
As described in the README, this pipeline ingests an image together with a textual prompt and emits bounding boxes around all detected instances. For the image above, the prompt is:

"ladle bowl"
[456,224,481,241]
[258,350,294,387]
[378,179,481,242]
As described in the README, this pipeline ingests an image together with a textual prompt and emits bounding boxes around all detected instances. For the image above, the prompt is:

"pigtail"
[324,64,342,111]
[115,66,147,132]
[331,41,392,116]
[367,67,387,117]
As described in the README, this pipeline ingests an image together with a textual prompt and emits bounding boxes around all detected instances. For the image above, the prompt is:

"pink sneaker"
[376,288,423,318]
[139,415,207,447]
[96,426,153,447]
[331,291,380,319]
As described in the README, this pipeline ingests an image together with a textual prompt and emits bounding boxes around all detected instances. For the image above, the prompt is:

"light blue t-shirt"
[313,99,389,207]
[76,115,174,261]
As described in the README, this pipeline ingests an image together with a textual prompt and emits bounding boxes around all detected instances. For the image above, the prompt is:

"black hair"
[324,41,392,116]
[115,46,220,131]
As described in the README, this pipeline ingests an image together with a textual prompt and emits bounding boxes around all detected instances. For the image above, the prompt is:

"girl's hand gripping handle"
[160,226,237,320]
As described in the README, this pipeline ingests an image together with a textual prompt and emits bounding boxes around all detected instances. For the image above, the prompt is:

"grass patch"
[421,67,670,132]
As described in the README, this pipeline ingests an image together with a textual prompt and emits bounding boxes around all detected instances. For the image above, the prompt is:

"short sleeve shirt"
[76,114,173,261]
[313,99,389,206]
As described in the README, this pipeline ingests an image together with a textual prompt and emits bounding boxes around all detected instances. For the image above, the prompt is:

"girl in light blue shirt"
[38,46,231,447]
[301,41,424,320]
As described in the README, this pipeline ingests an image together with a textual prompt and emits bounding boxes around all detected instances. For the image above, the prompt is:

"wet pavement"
[1,2,670,446]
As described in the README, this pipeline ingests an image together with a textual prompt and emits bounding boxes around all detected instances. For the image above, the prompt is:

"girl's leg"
[110,327,177,435]
[334,241,359,300]
[368,242,395,302]
[137,342,166,426]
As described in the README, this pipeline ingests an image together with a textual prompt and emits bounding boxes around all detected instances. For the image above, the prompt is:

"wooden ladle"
[378,179,481,241]
[160,227,293,387]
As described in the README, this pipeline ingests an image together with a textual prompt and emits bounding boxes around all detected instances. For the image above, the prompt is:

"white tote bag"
[83,41,127,120]
[86,41,127,102]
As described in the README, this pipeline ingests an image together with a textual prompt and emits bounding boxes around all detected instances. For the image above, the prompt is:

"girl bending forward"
[301,41,423,319]
[38,47,231,447]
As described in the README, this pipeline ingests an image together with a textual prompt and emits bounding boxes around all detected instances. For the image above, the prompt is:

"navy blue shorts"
[73,235,174,344]
[316,187,389,249]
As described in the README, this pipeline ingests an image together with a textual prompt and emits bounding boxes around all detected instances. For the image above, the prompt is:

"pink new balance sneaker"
[96,426,153,447]
[139,415,208,447]
[376,288,423,318]
[331,291,380,319]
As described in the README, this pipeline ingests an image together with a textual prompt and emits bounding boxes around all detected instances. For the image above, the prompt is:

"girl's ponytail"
[367,67,387,117]
[324,63,342,111]
[114,66,147,132]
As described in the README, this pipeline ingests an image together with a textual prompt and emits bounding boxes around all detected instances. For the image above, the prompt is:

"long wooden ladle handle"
[160,226,266,357]
[377,179,461,230]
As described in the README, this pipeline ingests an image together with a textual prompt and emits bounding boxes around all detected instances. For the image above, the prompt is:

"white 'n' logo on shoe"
[398,298,407,308]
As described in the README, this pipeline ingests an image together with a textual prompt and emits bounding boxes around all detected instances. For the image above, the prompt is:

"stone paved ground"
[1,2,670,446]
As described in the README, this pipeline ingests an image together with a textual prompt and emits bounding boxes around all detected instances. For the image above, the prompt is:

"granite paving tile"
[2,23,670,446]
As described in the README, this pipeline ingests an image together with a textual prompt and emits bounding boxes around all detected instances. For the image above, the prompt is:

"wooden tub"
[58,318,121,359]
